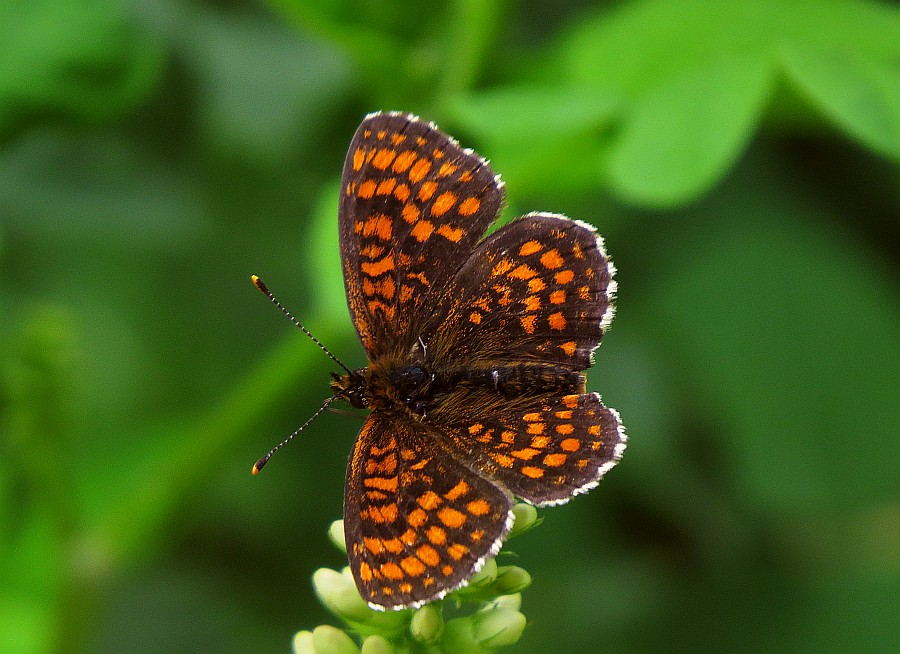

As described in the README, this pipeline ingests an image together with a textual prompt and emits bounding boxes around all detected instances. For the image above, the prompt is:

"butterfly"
[269,112,626,610]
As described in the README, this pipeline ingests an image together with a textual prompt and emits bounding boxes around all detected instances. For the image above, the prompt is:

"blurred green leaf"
[780,44,900,158]
[557,0,900,206]
[607,56,772,206]
[0,0,163,132]
[646,213,900,513]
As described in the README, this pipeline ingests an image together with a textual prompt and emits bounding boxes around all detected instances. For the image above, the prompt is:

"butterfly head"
[330,369,369,409]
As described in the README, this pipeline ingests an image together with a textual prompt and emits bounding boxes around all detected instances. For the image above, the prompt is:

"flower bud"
[328,520,347,554]
[410,603,444,644]
[292,630,315,654]
[493,566,531,595]
[471,608,526,649]
[311,625,360,654]
[360,635,394,654]
[509,504,540,538]
[313,568,372,623]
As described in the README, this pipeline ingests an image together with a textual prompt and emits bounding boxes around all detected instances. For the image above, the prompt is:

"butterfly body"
[331,112,626,609]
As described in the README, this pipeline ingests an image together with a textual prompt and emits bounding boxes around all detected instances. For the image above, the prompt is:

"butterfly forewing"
[338,112,504,359]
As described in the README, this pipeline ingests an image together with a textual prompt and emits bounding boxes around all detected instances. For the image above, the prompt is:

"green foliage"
[1,1,898,653]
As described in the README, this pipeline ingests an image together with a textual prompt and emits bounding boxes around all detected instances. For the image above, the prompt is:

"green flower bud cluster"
[293,503,541,654]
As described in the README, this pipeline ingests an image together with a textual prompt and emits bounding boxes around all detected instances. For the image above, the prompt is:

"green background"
[2,0,899,652]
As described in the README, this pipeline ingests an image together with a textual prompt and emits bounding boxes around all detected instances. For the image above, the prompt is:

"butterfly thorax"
[331,356,586,417]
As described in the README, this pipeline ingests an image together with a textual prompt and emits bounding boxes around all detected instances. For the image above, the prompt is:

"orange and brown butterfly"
[264,112,626,610]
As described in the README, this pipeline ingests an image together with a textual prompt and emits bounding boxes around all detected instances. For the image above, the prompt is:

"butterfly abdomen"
[452,364,585,397]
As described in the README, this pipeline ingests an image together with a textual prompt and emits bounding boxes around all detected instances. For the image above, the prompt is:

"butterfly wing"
[425,212,616,370]
[344,413,513,609]
[338,112,504,360]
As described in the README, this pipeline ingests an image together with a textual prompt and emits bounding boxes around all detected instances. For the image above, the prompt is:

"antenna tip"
[251,275,268,294]
[252,454,271,475]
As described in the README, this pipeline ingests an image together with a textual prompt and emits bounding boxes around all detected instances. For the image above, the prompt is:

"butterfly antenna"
[252,396,337,474]
[251,275,353,375]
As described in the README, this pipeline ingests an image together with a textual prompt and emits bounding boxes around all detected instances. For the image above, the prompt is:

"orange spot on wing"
[427,526,447,545]
[408,508,428,527]
[526,422,545,435]
[520,315,537,334]
[437,224,464,242]
[560,341,577,356]
[383,537,403,554]
[361,252,395,276]
[544,453,567,467]
[409,158,432,182]
[364,537,384,554]
[438,507,467,528]
[530,435,551,448]
[376,178,397,195]
[402,203,420,224]
[444,480,469,500]
[417,491,442,510]
[579,285,592,300]
[540,249,564,269]
[418,181,438,201]
[358,180,377,198]
[459,170,473,182]
[492,259,513,276]
[353,147,366,171]
[556,423,575,435]
[550,290,566,304]
[511,448,540,460]
[492,453,514,468]
[438,162,457,176]
[563,395,579,408]
[359,244,385,258]
[469,311,482,324]
[431,191,457,216]
[458,197,480,216]
[417,544,440,566]
[521,466,544,479]
[447,543,469,560]
[466,499,490,516]
[411,220,435,242]
[372,149,397,169]
[520,240,542,256]
[524,296,540,311]
[528,278,546,293]
[393,150,417,173]
[555,270,575,284]
[401,556,426,576]
[560,438,581,452]
[391,133,406,145]
[548,312,566,330]
[364,476,399,492]
[380,562,404,580]
[509,264,537,280]
[394,183,410,201]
